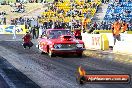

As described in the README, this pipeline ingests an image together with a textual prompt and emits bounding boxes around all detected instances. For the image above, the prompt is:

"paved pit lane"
[0,40,132,88]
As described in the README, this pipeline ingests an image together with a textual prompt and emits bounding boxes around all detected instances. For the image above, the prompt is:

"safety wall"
[113,41,132,55]
[0,25,27,34]
[81,32,109,50]
[112,33,132,54]
[100,33,132,46]
[82,32,132,54]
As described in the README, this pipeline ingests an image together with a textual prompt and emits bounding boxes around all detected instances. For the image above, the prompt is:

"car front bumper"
[51,48,86,54]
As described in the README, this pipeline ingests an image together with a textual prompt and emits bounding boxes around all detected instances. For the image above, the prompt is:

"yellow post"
[101,34,109,50]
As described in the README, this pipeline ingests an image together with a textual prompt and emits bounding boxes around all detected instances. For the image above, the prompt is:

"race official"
[22,31,32,49]
[112,19,121,45]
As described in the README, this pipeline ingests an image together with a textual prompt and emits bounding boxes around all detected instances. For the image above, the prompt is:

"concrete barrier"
[100,33,132,46]
[81,33,109,50]
[101,33,132,54]
[82,32,132,55]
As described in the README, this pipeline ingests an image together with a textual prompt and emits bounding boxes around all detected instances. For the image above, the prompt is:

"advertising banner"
[82,33,101,50]
[0,25,27,34]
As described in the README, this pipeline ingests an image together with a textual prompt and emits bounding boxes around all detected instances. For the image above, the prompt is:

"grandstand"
[91,3,108,22]
[1,0,131,31]
[39,0,101,30]
[0,3,44,24]
[0,0,47,3]
[104,1,132,23]
[88,1,132,32]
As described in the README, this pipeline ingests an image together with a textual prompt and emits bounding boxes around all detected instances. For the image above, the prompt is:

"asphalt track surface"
[0,40,132,88]
[0,56,40,88]
[0,68,9,88]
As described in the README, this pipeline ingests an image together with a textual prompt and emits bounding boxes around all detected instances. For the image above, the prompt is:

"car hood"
[48,38,84,44]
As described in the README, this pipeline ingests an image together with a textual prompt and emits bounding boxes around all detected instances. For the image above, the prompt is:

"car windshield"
[47,30,72,39]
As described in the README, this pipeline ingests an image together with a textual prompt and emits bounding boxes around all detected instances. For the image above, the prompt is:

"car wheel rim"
[49,49,52,56]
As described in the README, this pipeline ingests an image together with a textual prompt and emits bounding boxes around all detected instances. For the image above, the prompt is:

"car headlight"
[76,44,83,48]
[54,44,62,49]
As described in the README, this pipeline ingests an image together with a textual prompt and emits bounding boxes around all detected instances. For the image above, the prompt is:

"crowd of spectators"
[102,0,132,31]
[87,20,132,32]
[0,0,100,31]
[0,0,46,5]
[10,3,25,13]
[10,16,40,38]
[0,0,131,35]
[10,16,38,28]
[0,11,7,25]
[104,1,132,26]
[0,1,26,13]
[102,0,110,4]
[38,0,101,31]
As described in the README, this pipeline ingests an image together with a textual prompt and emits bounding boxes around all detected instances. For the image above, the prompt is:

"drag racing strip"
[0,41,132,88]
[84,50,132,65]
[0,66,16,88]
[0,42,80,88]
[0,56,40,88]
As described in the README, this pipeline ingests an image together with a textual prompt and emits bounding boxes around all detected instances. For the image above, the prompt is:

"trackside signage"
[81,33,109,50]
[82,33,101,50]
[0,25,27,34]
[92,36,100,46]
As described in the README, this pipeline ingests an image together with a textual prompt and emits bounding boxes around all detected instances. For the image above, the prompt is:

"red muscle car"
[37,29,85,57]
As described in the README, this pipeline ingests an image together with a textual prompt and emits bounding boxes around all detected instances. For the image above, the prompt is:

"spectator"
[93,22,97,30]
[100,21,104,29]
[31,25,37,39]
[36,25,40,38]
[88,26,95,33]
[3,17,6,25]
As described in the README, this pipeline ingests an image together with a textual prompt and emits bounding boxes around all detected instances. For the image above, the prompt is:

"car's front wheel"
[77,53,83,57]
[38,45,45,54]
[48,49,55,57]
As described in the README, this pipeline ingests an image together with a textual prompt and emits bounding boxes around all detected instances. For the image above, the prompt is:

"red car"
[37,29,85,57]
